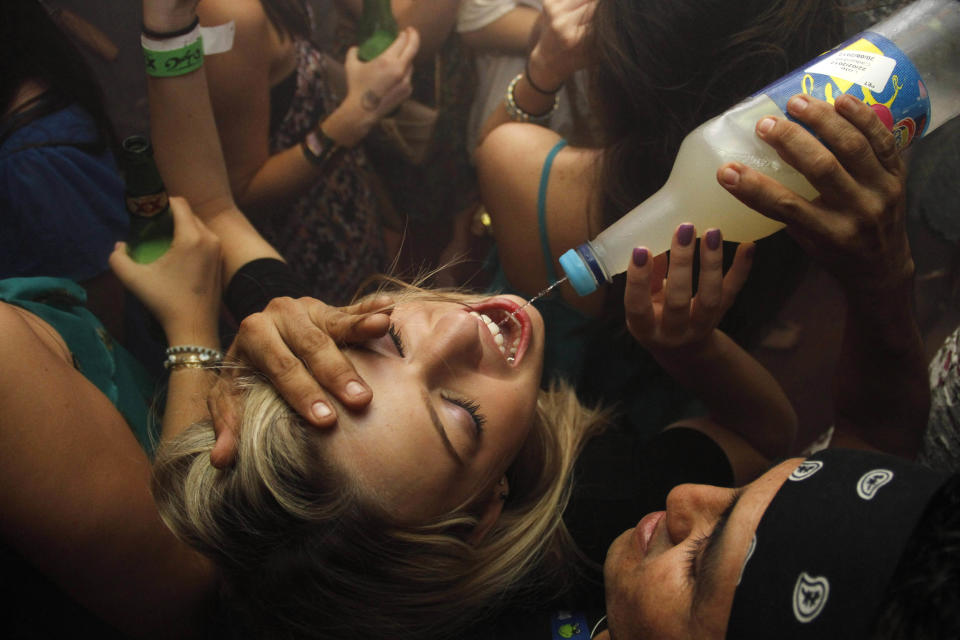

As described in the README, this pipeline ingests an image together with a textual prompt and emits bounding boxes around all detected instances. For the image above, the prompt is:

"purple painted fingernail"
[705,229,722,250]
[632,247,649,267]
[745,244,756,259]
[677,224,695,247]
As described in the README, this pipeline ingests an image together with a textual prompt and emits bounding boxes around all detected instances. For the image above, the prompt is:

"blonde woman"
[142,0,796,638]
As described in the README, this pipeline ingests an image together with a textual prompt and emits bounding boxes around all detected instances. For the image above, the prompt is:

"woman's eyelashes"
[387,323,405,356]
[380,324,485,437]
[442,392,486,437]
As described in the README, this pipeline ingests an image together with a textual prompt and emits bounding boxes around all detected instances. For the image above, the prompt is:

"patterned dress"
[264,37,386,305]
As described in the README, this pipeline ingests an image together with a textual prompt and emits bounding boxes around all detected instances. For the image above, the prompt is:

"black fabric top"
[487,424,733,640]
[269,69,298,138]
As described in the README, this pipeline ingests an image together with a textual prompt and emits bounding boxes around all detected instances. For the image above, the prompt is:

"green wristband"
[143,37,204,77]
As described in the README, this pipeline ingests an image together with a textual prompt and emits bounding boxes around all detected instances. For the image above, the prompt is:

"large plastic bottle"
[559,0,960,296]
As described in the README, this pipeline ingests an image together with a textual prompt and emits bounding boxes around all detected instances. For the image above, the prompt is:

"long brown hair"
[588,0,843,229]
[582,0,842,347]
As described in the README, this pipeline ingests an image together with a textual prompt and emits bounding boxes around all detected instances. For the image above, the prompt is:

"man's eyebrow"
[422,390,463,466]
[692,488,745,608]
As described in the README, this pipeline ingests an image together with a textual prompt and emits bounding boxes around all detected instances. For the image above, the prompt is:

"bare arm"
[719,94,927,459]
[625,226,797,465]
[0,304,214,638]
[142,0,394,464]
[197,0,416,222]
[475,0,593,146]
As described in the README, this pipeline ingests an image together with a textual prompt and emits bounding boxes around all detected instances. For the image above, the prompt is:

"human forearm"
[395,0,462,59]
[144,22,283,280]
[475,0,591,146]
[651,331,797,459]
[160,325,219,443]
[234,105,372,215]
[833,279,929,458]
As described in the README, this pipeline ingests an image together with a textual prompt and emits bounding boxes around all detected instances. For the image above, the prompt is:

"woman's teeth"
[470,311,520,360]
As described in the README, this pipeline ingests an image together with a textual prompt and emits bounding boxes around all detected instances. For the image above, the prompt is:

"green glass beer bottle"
[120,135,174,264]
[357,0,398,61]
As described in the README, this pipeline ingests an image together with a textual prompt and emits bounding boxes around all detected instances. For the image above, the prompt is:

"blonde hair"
[152,287,608,639]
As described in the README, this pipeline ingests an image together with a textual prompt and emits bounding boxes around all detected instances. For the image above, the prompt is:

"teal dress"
[486,140,696,438]
[0,277,160,455]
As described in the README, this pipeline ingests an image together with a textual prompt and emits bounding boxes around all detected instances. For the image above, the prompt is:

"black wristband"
[524,60,562,95]
[224,258,310,322]
[141,16,200,40]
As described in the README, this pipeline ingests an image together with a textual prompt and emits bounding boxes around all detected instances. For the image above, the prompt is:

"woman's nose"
[417,309,484,375]
[664,483,735,545]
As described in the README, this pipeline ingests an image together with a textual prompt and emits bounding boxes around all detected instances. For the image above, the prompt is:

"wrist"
[527,47,569,92]
[162,320,220,352]
[648,332,723,368]
[525,58,563,94]
[326,100,375,147]
[142,7,198,35]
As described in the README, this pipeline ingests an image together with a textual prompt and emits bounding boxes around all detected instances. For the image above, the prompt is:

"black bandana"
[726,449,948,639]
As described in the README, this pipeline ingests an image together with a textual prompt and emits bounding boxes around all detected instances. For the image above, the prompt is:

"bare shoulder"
[477,123,565,170]
[475,123,570,212]
[0,302,71,370]
[476,124,600,301]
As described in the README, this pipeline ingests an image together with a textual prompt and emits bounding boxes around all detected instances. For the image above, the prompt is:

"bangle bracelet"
[524,60,562,95]
[142,24,204,77]
[301,128,341,168]
[504,73,559,124]
[164,344,223,371]
[142,17,200,40]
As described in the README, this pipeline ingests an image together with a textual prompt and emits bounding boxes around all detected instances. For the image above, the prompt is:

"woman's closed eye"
[442,391,486,437]
[388,323,405,356]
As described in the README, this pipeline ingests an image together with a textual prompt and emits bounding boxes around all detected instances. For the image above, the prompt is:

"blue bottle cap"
[559,247,599,296]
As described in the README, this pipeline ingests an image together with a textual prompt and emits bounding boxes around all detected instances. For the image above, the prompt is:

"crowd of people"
[2,0,958,638]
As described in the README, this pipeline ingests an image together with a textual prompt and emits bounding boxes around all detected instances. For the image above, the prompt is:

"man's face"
[601,458,805,639]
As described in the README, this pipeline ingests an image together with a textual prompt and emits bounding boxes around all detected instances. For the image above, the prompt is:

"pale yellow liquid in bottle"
[589,94,820,278]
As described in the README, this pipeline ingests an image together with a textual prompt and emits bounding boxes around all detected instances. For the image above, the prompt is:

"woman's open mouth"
[468,298,531,366]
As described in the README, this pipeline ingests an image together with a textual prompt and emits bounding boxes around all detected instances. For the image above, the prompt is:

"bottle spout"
[559,245,602,296]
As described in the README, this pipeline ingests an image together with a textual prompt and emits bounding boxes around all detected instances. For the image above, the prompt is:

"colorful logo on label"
[757,32,930,150]
[126,191,169,217]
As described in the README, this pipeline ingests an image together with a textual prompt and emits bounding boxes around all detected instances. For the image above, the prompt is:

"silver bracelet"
[164,344,223,370]
[504,73,559,125]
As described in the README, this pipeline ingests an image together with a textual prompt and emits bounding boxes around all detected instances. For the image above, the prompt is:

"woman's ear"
[466,476,509,545]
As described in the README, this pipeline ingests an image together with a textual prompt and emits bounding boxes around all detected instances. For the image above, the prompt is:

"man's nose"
[664,483,735,544]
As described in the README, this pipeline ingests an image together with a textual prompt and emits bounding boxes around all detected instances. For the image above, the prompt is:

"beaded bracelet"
[142,23,204,78]
[164,345,224,371]
[504,73,559,125]
[301,128,341,168]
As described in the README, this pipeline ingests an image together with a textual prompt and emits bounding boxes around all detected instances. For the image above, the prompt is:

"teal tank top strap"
[537,138,569,284]
[0,277,160,456]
